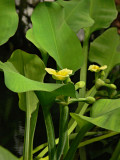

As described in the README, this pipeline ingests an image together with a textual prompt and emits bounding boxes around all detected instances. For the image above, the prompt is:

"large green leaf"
[8,49,46,113]
[0,59,75,104]
[89,28,120,76]
[87,0,117,35]
[57,0,94,33]
[26,2,83,72]
[0,0,18,45]
[71,99,120,132]
[0,146,18,160]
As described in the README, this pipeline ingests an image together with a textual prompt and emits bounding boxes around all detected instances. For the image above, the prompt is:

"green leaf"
[0,146,18,160]
[0,0,18,45]
[26,29,48,65]
[87,0,117,34]
[36,82,75,107]
[0,59,76,105]
[71,99,120,132]
[26,29,42,51]
[27,2,83,72]
[57,0,94,33]
[70,112,89,129]
[89,28,120,76]
[0,50,75,159]
[8,49,46,113]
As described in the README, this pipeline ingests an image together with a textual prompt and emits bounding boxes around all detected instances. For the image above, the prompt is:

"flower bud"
[104,79,111,83]
[100,71,105,77]
[95,79,105,90]
[86,97,96,104]
[75,81,85,90]
[105,84,117,90]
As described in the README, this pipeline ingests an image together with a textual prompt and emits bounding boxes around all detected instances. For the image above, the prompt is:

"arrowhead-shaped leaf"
[71,99,120,132]
[0,0,18,45]
[89,28,120,76]
[57,0,94,33]
[26,2,83,72]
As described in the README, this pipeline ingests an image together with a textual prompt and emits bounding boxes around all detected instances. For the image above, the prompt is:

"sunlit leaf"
[71,99,120,132]
[57,0,94,33]
[26,2,83,72]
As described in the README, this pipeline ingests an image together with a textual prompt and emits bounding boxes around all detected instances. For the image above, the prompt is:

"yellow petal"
[45,68,56,75]
[52,74,68,81]
[99,65,107,70]
[45,68,72,81]
[57,68,73,76]
[88,65,100,72]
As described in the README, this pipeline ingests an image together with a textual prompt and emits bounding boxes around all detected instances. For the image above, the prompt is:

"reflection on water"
[14,121,24,156]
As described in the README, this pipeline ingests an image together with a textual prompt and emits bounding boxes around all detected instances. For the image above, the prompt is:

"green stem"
[68,86,96,134]
[23,93,31,160]
[21,132,100,159]
[79,37,89,98]
[29,106,39,160]
[57,105,69,160]
[64,123,93,160]
[37,146,49,159]
[79,132,119,148]
[110,139,120,160]
[26,131,118,159]
[63,133,69,157]
[42,107,57,160]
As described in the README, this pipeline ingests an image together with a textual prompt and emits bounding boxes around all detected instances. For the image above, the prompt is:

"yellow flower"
[45,68,73,81]
[88,65,107,72]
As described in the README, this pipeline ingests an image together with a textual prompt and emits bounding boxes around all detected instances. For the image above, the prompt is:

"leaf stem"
[68,86,96,134]
[42,107,57,160]
[79,131,119,148]
[23,92,31,160]
[64,123,93,160]
[79,36,89,98]
[57,105,69,160]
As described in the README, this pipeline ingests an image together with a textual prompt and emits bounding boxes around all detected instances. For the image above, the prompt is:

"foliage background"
[0,0,120,159]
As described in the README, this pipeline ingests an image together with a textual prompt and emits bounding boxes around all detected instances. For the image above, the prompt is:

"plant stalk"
[64,123,93,160]
[57,105,69,160]
[23,92,31,160]
[42,107,57,160]
[79,37,89,98]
